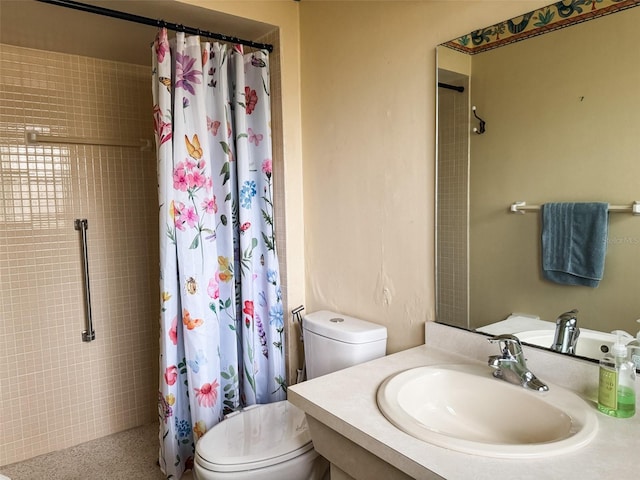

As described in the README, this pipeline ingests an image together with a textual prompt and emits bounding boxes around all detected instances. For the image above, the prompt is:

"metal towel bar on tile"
[75,219,95,342]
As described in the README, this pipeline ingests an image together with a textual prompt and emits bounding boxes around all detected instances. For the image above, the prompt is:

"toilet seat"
[195,400,313,473]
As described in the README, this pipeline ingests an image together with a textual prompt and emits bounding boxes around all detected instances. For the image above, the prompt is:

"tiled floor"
[0,423,194,480]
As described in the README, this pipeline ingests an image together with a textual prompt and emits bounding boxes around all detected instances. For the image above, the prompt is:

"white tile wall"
[0,43,159,466]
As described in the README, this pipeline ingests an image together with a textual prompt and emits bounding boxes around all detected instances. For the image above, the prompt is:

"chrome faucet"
[487,334,548,392]
[551,309,580,355]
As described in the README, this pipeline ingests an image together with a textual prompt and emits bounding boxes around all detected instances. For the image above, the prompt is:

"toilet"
[193,310,388,480]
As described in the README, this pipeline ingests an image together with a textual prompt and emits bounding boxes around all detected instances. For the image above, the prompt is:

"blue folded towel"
[541,202,609,287]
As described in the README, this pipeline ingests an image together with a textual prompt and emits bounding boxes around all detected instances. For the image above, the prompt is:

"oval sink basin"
[377,364,597,458]
[516,329,627,358]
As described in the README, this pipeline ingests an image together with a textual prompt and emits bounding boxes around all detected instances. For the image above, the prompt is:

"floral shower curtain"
[152,29,285,479]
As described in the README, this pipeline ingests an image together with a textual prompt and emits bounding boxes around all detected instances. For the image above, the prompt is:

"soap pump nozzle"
[610,330,630,358]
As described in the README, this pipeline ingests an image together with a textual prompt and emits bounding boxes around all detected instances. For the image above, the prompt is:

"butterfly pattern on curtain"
[152,28,285,479]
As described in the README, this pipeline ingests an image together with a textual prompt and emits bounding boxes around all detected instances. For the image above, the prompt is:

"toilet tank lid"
[303,310,387,344]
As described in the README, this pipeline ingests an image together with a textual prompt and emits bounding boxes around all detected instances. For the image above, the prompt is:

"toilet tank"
[302,310,387,380]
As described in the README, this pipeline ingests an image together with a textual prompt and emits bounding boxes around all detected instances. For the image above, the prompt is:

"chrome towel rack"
[25,130,152,151]
[75,219,95,342]
[510,201,640,215]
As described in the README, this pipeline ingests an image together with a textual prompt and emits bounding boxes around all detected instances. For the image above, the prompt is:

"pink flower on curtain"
[184,158,196,170]
[188,170,206,189]
[173,166,188,191]
[244,87,258,114]
[175,52,202,95]
[153,105,172,146]
[201,49,208,71]
[194,379,220,407]
[155,28,169,63]
[172,201,187,231]
[201,196,217,214]
[183,206,199,228]
[262,159,272,177]
[164,365,178,386]
[207,276,220,300]
[169,316,178,345]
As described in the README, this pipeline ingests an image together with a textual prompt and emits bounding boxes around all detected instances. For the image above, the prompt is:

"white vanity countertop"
[288,323,639,480]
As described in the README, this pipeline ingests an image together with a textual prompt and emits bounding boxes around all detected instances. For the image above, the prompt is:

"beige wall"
[439,47,471,76]
[0,45,158,465]
[469,6,640,333]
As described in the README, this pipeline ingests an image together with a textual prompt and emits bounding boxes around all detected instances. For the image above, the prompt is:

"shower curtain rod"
[35,0,274,53]
[438,82,465,93]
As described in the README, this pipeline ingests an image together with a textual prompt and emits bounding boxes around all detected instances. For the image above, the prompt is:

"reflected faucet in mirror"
[551,309,580,355]
[488,334,548,392]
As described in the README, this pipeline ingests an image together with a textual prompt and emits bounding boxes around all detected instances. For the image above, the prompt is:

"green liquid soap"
[599,386,636,418]
[616,386,636,418]
[597,331,637,418]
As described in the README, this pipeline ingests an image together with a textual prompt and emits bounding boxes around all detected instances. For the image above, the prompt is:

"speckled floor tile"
[0,423,194,480]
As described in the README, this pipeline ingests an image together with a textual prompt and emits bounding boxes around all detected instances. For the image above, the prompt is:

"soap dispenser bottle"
[597,330,636,418]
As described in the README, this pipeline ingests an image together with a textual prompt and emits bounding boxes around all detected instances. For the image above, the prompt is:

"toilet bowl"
[193,310,387,480]
[193,401,325,480]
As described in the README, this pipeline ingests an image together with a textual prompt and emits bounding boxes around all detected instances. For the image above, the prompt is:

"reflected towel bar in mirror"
[510,201,640,215]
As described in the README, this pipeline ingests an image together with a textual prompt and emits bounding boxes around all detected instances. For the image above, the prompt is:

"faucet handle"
[487,334,548,392]
[488,333,523,346]
[488,334,524,360]
[556,309,579,324]
[488,333,521,342]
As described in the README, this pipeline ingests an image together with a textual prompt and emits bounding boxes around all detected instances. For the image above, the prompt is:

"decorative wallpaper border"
[443,0,640,54]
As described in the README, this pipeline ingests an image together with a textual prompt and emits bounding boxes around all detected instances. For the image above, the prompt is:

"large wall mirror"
[436,0,640,361]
